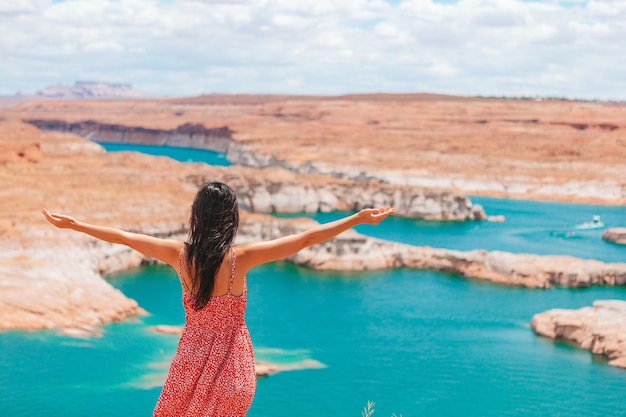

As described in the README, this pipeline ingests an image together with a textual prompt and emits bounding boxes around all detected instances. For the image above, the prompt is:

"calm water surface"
[1,144,625,417]
[97,142,231,166]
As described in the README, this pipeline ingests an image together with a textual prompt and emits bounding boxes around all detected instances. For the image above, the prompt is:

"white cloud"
[0,0,624,100]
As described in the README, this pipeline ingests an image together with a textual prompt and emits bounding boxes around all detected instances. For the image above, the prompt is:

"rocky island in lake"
[531,300,626,369]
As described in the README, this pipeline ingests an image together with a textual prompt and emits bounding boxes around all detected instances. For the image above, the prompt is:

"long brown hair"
[186,182,239,310]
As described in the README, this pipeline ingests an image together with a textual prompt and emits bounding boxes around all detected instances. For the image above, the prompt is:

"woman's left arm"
[41,209,182,268]
[236,207,395,274]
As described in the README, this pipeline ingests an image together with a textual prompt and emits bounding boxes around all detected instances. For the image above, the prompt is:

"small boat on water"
[575,215,605,230]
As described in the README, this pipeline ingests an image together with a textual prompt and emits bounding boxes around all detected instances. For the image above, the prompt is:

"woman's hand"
[41,208,77,229]
[357,207,396,225]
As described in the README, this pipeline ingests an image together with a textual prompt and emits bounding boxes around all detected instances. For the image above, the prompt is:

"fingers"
[374,207,394,216]
[42,209,57,220]
[367,206,395,224]
[41,208,70,227]
[41,208,53,222]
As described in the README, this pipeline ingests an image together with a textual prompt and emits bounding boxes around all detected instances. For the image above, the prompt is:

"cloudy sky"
[1,0,625,99]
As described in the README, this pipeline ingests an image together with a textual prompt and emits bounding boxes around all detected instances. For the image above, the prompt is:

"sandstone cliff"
[7,94,626,205]
[26,119,233,153]
[530,300,626,369]
[188,170,487,221]
[23,119,486,221]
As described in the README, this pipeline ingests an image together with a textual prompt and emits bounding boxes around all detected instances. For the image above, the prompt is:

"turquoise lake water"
[2,145,625,416]
[97,142,231,166]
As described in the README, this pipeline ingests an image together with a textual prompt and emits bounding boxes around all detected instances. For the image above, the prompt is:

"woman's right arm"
[41,209,182,269]
[236,207,395,274]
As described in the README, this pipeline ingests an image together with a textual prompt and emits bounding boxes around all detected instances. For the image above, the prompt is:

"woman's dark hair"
[186,182,239,310]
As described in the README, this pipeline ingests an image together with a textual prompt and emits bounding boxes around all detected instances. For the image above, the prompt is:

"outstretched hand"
[41,208,77,229]
[357,207,396,225]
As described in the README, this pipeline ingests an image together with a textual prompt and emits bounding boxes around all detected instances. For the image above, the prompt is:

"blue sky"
[1,0,624,100]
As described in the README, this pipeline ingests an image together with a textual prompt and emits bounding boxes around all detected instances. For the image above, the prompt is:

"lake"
[1,145,625,417]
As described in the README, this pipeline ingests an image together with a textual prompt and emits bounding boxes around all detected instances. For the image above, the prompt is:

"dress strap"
[228,246,236,295]
[178,243,191,293]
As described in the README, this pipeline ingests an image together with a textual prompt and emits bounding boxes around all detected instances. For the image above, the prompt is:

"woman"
[42,181,395,417]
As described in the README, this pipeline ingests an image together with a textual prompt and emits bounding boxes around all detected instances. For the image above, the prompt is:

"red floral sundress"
[153,246,256,416]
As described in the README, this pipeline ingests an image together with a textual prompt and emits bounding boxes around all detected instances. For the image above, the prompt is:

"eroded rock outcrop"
[35,81,148,99]
[23,118,488,221]
[530,300,626,369]
[237,214,626,288]
[188,169,487,221]
[25,119,233,153]
[0,239,147,333]
[603,228,626,245]
[9,95,626,205]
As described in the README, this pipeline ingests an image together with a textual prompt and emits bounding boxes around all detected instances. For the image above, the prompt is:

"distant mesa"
[34,81,149,99]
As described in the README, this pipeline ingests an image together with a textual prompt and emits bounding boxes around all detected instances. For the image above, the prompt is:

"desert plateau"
[1,94,625,369]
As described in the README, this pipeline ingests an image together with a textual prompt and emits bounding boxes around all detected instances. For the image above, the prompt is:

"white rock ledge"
[238,214,626,288]
[530,300,626,369]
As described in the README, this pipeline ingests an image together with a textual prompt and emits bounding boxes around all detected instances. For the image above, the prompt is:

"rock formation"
[188,170,487,221]
[24,118,487,220]
[0,238,148,333]
[530,300,626,369]
[237,214,626,288]
[603,228,626,245]
[7,94,625,205]
[25,119,233,153]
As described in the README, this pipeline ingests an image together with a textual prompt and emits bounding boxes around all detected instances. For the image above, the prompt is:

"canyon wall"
[0,120,485,334]
[186,170,488,221]
[24,118,487,221]
[9,95,626,205]
[25,119,233,153]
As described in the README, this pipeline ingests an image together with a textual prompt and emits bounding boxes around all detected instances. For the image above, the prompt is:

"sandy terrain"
[3,93,625,205]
